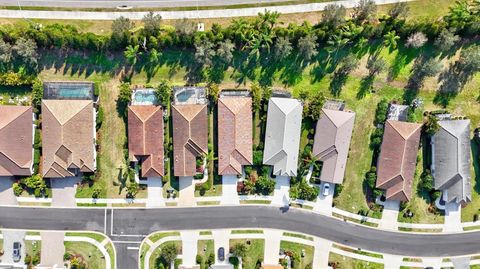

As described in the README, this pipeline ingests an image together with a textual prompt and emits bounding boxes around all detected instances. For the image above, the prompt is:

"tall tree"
[111,16,134,46]
[142,12,162,36]
[406,32,428,48]
[383,30,400,49]
[434,29,460,52]
[0,39,12,68]
[124,45,141,66]
[194,39,215,67]
[216,39,235,64]
[155,79,171,107]
[298,35,318,62]
[408,57,442,89]
[13,38,38,66]
[366,53,387,77]
[353,0,377,23]
[322,4,346,29]
[273,36,292,60]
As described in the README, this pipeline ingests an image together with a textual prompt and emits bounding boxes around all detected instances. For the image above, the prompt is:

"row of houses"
[376,105,471,205]
[128,86,356,188]
[0,83,473,206]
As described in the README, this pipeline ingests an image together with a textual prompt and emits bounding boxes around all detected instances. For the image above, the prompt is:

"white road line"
[127,246,140,250]
[104,208,107,235]
[110,208,114,236]
[112,240,143,244]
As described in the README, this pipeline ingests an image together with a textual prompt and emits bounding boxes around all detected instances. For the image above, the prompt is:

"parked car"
[218,247,225,261]
[12,242,21,262]
[322,183,330,196]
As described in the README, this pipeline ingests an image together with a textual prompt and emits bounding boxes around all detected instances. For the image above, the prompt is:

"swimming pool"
[43,82,94,100]
[132,89,157,105]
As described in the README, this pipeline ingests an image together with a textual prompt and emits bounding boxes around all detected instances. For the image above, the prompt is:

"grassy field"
[230,239,264,269]
[329,252,384,269]
[148,232,180,243]
[65,241,106,269]
[25,240,41,266]
[280,241,314,269]
[197,240,214,269]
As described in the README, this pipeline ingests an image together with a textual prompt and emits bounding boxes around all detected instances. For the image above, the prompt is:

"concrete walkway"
[378,200,400,230]
[178,177,195,207]
[39,231,65,268]
[220,175,239,205]
[0,177,17,206]
[146,177,165,207]
[422,257,442,269]
[263,230,282,265]
[0,0,413,20]
[382,254,403,269]
[51,177,80,207]
[444,202,462,232]
[313,182,333,216]
[271,176,290,207]
[212,230,230,265]
[312,237,332,269]
[180,231,199,267]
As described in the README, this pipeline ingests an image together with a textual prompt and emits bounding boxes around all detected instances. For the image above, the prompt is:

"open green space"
[148,232,181,243]
[64,241,106,269]
[149,241,182,269]
[229,239,264,269]
[65,232,106,242]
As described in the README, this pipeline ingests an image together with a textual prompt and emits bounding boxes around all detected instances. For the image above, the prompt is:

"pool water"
[133,90,157,105]
[58,87,91,98]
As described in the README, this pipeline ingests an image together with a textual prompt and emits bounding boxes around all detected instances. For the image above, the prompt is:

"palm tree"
[258,10,280,30]
[383,30,400,49]
[124,44,141,66]
[326,34,350,61]
[148,48,161,65]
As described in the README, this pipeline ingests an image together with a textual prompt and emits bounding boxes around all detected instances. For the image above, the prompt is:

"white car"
[322,183,330,196]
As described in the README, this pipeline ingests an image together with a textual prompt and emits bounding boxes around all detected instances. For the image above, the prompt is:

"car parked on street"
[12,242,21,262]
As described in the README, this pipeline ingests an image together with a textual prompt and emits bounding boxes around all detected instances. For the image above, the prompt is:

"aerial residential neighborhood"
[0,0,479,269]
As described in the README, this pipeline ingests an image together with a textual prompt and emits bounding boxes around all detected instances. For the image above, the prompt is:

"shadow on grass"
[357,75,374,99]
[471,137,480,194]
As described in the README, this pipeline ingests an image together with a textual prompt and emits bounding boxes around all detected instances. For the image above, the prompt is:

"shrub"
[254,176,275,195]
[96,106,104,130]
[229,256,239,266]
[34,188,41,197]
[63,252,72,261]
[126,182,139,198]
[207,253,215,266]
[196,254,203,265]
[253,151,263,166]
[24,254,32,264]
[374,99,389,125]
[13,182,23,196]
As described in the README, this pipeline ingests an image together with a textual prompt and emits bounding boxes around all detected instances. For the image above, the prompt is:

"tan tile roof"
[128,105,164,178]
[376,120,422,201]
[313,108,355,184]
[0,105,33,176]
[172,104,208,177]
[218,97,253,175]
[42,100,95,178]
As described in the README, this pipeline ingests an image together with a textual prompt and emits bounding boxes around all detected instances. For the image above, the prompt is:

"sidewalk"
[0,0,413,20]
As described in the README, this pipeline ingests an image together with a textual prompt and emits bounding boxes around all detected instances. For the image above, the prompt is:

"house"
[42,100,96,178]
[172,87,208,177]
[128,105,164,178]
[312,108,355,184]
[263,97,302,177]
[217,96,253,175]
[432,119,471,204]
[376,120,422,201]
[0,105,34,176]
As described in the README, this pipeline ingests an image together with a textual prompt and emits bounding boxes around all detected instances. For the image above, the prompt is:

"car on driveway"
[322,183,330,196]
[218,247,225,261]
[12,242,21,262]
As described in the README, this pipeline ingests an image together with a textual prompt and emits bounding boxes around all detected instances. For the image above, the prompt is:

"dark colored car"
[13,242,21,262]
[218,247,225,261]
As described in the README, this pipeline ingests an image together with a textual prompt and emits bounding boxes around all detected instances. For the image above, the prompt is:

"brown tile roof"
[128,105,164,178]
[0,105,33,176]
[376,120,422,201]
[42,100,95,178]
[172,104,208,177]
[312,108,355,184]
[217,97,253,175]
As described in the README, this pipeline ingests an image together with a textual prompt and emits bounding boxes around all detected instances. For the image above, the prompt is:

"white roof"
[263,97,303,176]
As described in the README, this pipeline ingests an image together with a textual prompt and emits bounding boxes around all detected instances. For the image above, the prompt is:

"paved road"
[0,0,291,8]
[1,205,480,268]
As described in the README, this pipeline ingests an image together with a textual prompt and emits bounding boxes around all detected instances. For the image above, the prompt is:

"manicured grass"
[197,240,214,269]
[229,239,264,269]
[105,242,116,269]
[65,241,106,269]
[280,241,314,269]
[231,230,263,234]
[25,240,41,266]
[149,241,182,269]
[283,232,313,241]
[148,232,180,243]
[65,232,106,242]
[328,252,384,269]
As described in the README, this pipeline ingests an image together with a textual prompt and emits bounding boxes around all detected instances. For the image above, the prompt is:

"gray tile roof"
[312,109,355,184]
[263,97,302,176]
[432,119,471,204]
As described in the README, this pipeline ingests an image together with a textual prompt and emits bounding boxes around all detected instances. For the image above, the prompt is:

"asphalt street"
[2,205,480,268]
[0,0,291,8]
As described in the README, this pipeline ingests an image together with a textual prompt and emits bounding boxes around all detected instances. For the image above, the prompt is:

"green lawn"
[329,252,384,269]
[197,240,214,269]
[65,232,106,242]
[149,241,182,269]
[280,241,314,269]
[24,240,41,266]
[148,232,180,243]
[229,239,264,269]
[65,241,106,269]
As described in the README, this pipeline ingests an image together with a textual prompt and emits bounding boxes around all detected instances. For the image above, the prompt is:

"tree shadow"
[471,136,480,194]
[357,75,374,99]
[117,167,126,195]
[387,45,417,81]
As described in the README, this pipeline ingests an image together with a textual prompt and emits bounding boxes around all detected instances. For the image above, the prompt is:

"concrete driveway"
[378,200,400,230]
[220,175,239,205]
[146,177,165,207]
[314,182,332,215]
[1,230,26,266]
[51,177,80,207]
[271,176,290,206]
[38,232,65,268]
[444,202,462,232]
[212,230,230,265]
[180,231,199,267]
[178,177,195,207]
[0,177,18,206]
